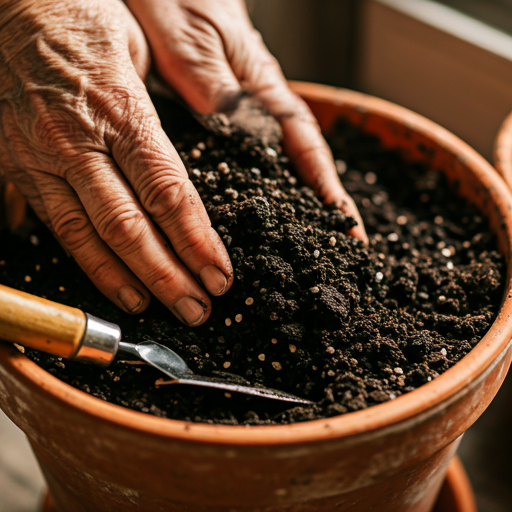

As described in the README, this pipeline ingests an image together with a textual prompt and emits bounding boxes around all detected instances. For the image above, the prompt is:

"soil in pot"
[0,96,504,425]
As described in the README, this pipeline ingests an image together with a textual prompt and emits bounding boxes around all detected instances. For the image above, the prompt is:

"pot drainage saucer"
[433,456,477,512]
[39,456,476,512]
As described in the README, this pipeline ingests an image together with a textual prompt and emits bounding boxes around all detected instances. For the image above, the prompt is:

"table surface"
[1,372,511,512]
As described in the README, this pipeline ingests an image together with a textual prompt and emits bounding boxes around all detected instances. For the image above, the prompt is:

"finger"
[125,0,242,114]
[64,152,213,326]
[99,78,233,297]
[32,172,150,314]
[122,3,151,81]
[229,31,368,243]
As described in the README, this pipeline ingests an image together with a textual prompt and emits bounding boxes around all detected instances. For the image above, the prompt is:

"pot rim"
[494,108,512,188]
[2,81,512,446]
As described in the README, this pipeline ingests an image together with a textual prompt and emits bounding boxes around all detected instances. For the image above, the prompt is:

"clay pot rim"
[3,81,512,446]
[494,109,512,188]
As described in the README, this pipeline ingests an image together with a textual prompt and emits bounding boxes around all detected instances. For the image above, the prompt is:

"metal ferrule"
[73,313,121,366]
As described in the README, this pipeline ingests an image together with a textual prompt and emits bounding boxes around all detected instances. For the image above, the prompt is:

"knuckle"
[103,85,157,135]
[104,86,140,126]
[85,257,112,284]
[97,208,147,253]
[146,263,178,291]
[141,176,191,221]
[52,209,92,246]
[175,226,211,259]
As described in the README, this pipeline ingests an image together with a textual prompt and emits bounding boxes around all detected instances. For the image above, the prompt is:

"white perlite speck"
[387,233,399,242]
[441,348,447,356]
[266,147,277,157]
[394,367,403,375]
[329,237,336,247]
[313,250,320,258]
[447,262,454,270]
[375,272,384,283]
[310,286,320,294]
[192,168,201,178]
[441,248,451,258]
[191,148,201,159]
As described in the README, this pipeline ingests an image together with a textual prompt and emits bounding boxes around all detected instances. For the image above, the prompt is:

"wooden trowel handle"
[0,284,87,358]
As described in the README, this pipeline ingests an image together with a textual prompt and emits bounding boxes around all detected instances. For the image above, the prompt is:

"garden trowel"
[0,284,311,405]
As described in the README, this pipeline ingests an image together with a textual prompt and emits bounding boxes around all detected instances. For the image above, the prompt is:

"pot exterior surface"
[494,109,512,188]
[38,456,477,512]
[2,82,512,512]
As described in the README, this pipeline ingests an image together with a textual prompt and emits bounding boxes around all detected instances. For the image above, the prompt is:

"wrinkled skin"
[0,0,366,326]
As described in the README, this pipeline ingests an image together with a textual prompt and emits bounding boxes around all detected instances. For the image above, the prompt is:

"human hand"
[0,0,233,325]
[125,0,367,243]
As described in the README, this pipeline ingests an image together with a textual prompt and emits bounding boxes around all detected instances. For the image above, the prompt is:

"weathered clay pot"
[494,110,512,188]
[39,456,477,512]
[1,82,511,512]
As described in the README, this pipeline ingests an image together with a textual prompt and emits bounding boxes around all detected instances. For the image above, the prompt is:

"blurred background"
[2,0,512,510]
[248,0,512,161]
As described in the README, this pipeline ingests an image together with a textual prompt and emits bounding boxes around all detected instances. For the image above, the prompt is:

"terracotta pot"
[39,455,478,512]
[494,110,512,189]
[1,82,511,512]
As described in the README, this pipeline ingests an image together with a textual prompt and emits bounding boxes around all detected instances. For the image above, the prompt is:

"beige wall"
[358,0,512,160]
[247,0,357,87]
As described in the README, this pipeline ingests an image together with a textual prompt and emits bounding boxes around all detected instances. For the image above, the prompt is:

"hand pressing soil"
[0,96,504,425]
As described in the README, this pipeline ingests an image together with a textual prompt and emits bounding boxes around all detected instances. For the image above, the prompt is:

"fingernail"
[199,265,228,296]
[175,297,206,326]
[118,285,145,313]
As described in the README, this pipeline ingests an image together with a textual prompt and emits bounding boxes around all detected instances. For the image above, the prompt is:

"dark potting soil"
[0,96,504,425]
